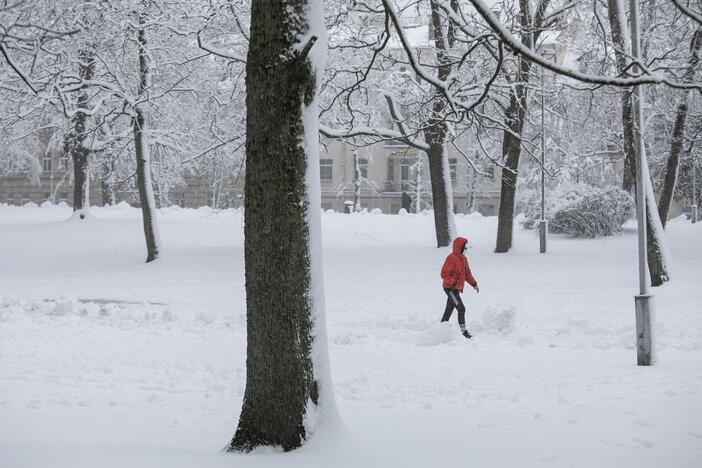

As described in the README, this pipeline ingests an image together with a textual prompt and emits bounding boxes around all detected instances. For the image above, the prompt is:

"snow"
[1,205,701,467]
[300,0,339,437]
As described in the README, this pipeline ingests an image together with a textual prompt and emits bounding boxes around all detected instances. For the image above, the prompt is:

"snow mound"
[470,306,517,335]
[0,296,181,328]
[415,322,456,346]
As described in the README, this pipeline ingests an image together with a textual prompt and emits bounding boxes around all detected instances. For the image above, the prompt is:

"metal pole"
[692,154,698,223]
[692,89,698,224]
[539,59,548,253]
[630,0,654,366]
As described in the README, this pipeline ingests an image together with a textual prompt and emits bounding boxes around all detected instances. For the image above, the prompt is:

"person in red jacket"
[440,236,479,339]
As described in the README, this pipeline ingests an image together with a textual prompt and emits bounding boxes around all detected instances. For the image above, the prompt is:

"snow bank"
[469,305,518,335]
[0,296,224,330]
[415,322,456,346]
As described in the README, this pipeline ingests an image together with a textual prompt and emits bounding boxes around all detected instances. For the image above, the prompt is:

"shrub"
[522,184,634,238]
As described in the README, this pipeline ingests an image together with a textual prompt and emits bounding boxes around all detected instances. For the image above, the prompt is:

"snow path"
[1,205,700,467]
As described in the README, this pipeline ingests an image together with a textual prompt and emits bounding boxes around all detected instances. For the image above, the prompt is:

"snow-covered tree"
[228,0,337,452]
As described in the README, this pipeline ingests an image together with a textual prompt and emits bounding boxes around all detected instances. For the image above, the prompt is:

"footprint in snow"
[633,438,655,449]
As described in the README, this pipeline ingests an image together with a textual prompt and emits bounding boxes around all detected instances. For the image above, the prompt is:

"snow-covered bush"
[522,184,634,238]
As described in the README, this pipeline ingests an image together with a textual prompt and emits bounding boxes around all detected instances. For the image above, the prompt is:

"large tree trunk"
[133,10,160,263]
[229,0,335,452]
[645,164,671,286]
[424,0,456,247]
[607,0,670,286]
[658,98,688,227]
[68,49,95,218]
[495,59,530,253]
[494,0,549,252]
[606,0,637,192]
[425,128,456,247]
[658,28,701,227]
[621,92,637,192]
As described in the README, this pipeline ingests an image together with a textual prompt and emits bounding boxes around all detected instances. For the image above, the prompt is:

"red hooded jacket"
[441,237,477,292]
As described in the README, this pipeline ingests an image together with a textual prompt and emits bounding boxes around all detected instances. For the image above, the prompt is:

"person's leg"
[450,290,471,337]
[441,288,455,322]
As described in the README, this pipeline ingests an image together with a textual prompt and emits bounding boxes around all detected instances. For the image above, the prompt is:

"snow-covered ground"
[1,204,701,467]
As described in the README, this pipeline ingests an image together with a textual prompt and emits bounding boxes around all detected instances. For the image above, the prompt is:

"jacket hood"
[452,237,468,255]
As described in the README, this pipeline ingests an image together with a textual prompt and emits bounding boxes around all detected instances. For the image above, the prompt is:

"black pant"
[441,288,466,326]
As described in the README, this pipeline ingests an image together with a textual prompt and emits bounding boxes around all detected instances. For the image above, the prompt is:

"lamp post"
[692,153,698,223]
[534,31,548,253]
[539,57,548,253]
[630,0,654,366]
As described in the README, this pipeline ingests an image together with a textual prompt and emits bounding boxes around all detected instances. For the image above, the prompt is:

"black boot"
[462,330,472,339]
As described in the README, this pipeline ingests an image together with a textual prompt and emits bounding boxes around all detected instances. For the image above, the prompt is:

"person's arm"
[465,259,479,293]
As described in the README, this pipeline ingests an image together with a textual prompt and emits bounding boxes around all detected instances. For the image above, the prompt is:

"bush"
[522,184,634,238]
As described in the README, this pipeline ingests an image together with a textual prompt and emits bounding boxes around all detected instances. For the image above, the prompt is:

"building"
[0,130,501,215]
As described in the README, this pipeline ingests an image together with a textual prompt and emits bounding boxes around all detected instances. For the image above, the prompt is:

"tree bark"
[658,99,688,227]
[494,0,550,252]
[424,0,456,247]
[229,0,330,452]
[353,150,361,211]
[607,0,670,286]
[606,0,637,192]
[101,161,116,206]
[495,90,527,253]
[658,28,701,227]
[133,9,159,263]
[68,49,95,217]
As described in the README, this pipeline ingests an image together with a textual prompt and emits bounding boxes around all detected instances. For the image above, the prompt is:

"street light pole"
[630,0,654,366]
[539,59,548,253]
[693,153,698,223]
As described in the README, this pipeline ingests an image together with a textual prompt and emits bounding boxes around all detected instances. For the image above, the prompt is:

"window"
[386,159,395,181]
[320,159,333,181]
[400,159,412,191]
[400,159,411,182]
[43,192,51,203]
[449,158,457,182]
[479,204,496,216]
[21,193,31,205]
[484,165,495,179]
[357,158,368,179]
[7,192,15,205]
[58,192,69,204]
[43,154,52,173]
[59,155,69,172]
[174,191,186,208]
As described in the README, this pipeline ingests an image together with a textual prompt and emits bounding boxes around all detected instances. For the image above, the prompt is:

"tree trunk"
[495,75,528,253]
[607,0,670,286]
[425,128,455,247]
[645,164,671,286]
[133,10,160,263]
[621,92,637,193]
[658,28,701,227]
[424,0,456,247]
[495,0,543,253]
[229,0,334,452]
[658,98,688,227]
[606,0,637,192]
[100,161,116,206]
[353,150,361,211]
[68,49,95,218]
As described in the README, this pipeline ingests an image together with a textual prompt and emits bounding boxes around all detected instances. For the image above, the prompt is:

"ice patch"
[415,322,457,346]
